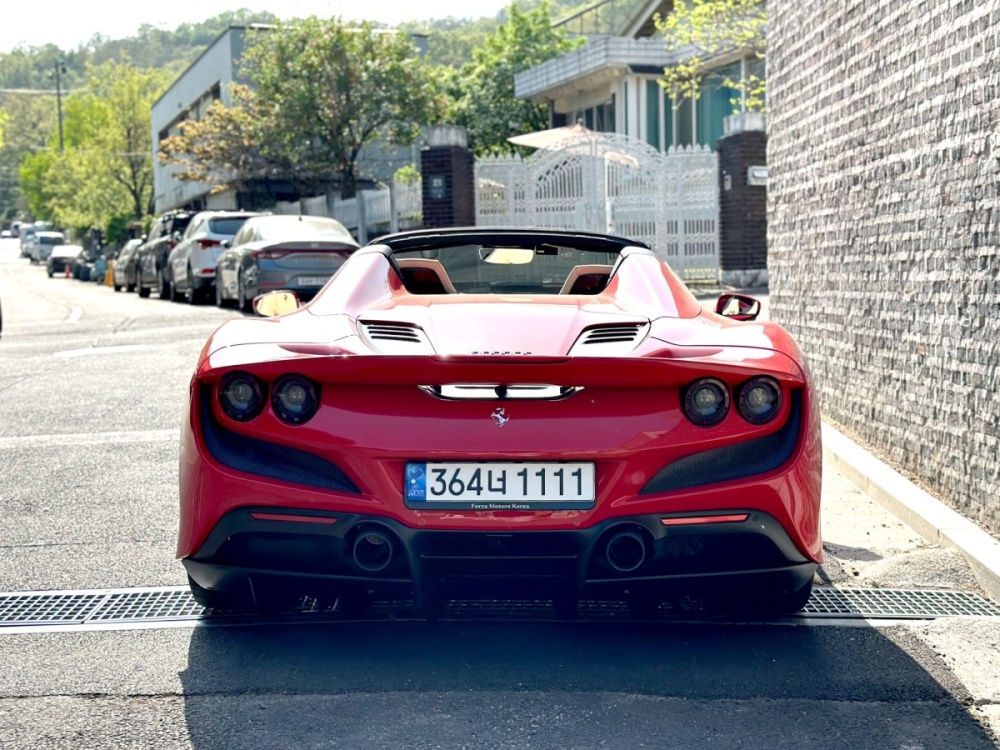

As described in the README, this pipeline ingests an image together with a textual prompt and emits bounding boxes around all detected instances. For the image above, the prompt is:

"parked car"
[112,238,143,292]
[20,226,38,259]
[165,211,259,304]
[178,227,822,616]
[67,245,98,280]
[135,211,195,298]
[215,215,359,312]
[46,244,84,277]
[30,232,66,264]
[0,230,10,239]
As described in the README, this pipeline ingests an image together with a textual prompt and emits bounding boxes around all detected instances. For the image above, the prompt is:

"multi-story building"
[514,0,764,151]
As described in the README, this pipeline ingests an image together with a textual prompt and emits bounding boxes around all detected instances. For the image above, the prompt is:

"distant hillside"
[0,1,633,223]
[0,1,614,89]
[0,10,280,92]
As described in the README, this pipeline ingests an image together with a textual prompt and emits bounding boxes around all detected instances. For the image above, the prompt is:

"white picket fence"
[273,180,423,243]
[476,134,719,281]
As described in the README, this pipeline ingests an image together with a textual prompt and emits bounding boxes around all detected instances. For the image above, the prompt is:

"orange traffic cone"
[64,263,71,278]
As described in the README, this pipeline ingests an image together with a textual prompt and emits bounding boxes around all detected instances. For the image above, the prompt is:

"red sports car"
[178,228,822,616]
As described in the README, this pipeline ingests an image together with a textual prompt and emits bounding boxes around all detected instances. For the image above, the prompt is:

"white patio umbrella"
[506,122,594,149]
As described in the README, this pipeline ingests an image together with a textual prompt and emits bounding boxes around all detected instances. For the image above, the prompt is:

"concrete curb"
[823,422,1000,602]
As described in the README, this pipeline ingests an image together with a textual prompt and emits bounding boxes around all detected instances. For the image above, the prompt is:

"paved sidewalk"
[824,422,1000,601]
[821,425,1000,741]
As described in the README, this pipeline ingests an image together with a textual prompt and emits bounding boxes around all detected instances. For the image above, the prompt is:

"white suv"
[165,211,259,304]
[31,232,67,264]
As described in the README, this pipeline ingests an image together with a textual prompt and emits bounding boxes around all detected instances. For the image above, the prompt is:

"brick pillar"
[420,125,475,229]
[717,113,768,288]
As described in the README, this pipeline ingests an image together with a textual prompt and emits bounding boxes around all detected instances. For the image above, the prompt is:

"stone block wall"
[768,1,1000,534]
[718,127,768,287]
[420,145,475,228]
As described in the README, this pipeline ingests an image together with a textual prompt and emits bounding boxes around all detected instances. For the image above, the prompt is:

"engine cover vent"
[570,324,648,356]
[359,321,435,354]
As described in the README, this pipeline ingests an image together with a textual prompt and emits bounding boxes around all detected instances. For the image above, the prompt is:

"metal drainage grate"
[88,589,207,623]
[0,586,998,629]
[802,588,1000,618]
[0,591,107,626]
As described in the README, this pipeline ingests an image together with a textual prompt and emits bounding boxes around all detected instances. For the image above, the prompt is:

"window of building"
[658,59,751,151]
[568,97,615,134]
[645,80,661,150]
[697,61,741,147]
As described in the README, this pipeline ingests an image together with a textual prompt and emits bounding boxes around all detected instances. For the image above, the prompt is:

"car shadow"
[179,616,996,750]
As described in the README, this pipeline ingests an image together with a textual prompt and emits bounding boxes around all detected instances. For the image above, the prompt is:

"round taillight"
[683,378,730,426]
[738,377,782,424]
[272,375,320,424]
[219,373,264,422]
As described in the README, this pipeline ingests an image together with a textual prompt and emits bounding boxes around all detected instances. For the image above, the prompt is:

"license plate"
[404,462,596,510]
[296,276,329,287]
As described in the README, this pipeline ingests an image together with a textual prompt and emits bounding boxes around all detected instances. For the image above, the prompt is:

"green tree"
[158,83,295,206]
[654,0,766,111]
[1,94,56,221]
[242,18,442,198]
[452,1,581,155]
[17,61,167,234]
[161,18,443,200]
[18,150,57,222]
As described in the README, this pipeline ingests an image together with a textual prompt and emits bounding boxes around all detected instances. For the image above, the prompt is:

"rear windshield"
[394,244,619,295]
[40,235,66,246]
[258,218,354,242]
[209,217,251,236]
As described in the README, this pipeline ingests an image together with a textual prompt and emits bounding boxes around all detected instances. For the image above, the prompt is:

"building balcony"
[514,37,684,107]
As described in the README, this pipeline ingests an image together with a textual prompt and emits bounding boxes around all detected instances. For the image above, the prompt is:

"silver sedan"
[215,215,359,312]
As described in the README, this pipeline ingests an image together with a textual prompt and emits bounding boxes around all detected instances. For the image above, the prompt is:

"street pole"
[54,61,65,153]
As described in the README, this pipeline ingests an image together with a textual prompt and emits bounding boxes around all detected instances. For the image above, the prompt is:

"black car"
[135,211,195,298]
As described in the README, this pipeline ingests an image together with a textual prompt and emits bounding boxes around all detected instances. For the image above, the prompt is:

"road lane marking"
[0,429,178,450]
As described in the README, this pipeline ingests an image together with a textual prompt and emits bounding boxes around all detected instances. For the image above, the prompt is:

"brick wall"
[768,1,1000,534]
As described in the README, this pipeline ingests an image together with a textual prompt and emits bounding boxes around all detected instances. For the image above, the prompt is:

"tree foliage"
[0,95,55,222]
[451,2,581,156]
[158,83,296,205]
[160,17,443,199]
[17,61,167,234]
[654,0,766,111]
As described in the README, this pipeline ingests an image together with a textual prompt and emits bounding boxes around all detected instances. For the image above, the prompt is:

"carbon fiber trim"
[641,390,803,495]
[199,386,360,494]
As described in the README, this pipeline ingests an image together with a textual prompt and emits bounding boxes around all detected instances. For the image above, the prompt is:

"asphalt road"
[0,237,998,749]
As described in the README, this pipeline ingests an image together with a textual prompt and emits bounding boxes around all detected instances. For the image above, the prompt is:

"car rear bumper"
[183,507,817,607]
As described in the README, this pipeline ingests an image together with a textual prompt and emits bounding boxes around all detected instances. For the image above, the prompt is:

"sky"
[1,0,510,53]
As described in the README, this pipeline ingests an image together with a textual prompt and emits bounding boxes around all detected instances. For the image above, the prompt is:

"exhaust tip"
[352,528,394,573]
[604,528,647,573]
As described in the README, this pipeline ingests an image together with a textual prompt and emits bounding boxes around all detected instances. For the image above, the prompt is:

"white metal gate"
[476,133,718,280]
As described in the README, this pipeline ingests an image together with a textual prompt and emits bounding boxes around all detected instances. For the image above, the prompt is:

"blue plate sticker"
[405,463,427,502]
